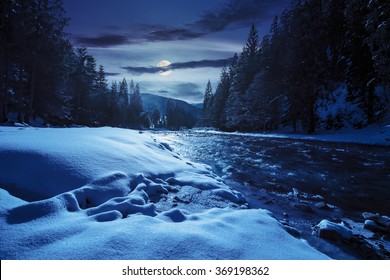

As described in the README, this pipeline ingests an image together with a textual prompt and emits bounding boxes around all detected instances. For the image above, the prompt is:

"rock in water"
[314,219,353,241]
[362,212,390,233]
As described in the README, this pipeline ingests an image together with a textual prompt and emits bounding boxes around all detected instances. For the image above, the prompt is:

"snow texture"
[0,127,329,259]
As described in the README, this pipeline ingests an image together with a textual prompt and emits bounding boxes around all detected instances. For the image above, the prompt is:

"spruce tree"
[129,83,143,127]
[234,23,261,95]
[223,24,261,131]
[344,0,377,124]
[200,80,214,127]
[90,65,109,125]
[213,68,230,128]
[366,0,390,88]
[119,78,129,107]
[107,80,119,125]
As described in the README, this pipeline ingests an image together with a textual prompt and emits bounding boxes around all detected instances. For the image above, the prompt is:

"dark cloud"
[137,0,289,43]
[195,0,290,32]
[69,0,290,47]
[146,27,205,41]
[172,58,232,69]
[140,0,289,43]
[74,25,204,47]
[74,34,130,47]
[105,72,121,77]
[121,66,158,76]
[122,58,232,75]
[137,1,284,43]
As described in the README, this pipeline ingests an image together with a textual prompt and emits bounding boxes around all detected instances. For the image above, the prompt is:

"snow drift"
[0,127,329,259]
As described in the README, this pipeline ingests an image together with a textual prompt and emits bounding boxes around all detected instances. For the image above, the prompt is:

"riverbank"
[154,130,390,259]
[193,123,390,146]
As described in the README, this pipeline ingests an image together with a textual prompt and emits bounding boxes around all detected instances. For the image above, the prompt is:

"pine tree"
[344,0,377,124]
[89,65,109,125]
[203,80,213,109]
[151,108,161,127]
[96,65,108,90]
[213,67,230,128]
[200,80,214,127]
[67,47,98,125]
[280,0,329,133]
[129,79,135,104]
[119,78,128,107]
[129,83,143,127]
[166,100,177,129]
[222,24,262,131]
[366,0,390,87]
[0,0,72,124]
[234,23,261,95]
[106,80,119,125]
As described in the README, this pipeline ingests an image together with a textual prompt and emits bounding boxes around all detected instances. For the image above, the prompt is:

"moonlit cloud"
[121,58,232,75]
[64,0,290,103]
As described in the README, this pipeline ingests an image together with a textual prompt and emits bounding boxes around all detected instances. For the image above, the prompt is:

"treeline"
[0,0,146,127]
[0,0,196,129]
[1,0,72,125]
[200,0,389,133]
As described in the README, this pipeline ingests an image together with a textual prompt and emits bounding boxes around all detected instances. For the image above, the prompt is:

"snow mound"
[0,127,329,259]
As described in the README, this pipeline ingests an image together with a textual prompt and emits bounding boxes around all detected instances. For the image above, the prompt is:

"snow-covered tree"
[213,67,231,128]
[119,78,129,106]
[199,80,214,127]
[129,83,143,127]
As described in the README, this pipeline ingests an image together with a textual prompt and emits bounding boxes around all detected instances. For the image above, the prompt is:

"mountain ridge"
[141,93,201,119]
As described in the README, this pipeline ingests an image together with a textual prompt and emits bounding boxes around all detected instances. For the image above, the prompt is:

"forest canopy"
[200,0,389,133]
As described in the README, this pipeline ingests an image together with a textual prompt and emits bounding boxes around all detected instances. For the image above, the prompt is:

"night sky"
[63,0,290,104]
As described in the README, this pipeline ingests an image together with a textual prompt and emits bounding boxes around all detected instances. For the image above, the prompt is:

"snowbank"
[0,127,329,259]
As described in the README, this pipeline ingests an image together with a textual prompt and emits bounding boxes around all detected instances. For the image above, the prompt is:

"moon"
[157,60,172,76]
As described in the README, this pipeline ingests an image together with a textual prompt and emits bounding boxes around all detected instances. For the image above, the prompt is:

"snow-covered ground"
[194,123,390,146]
[0,126,329,259]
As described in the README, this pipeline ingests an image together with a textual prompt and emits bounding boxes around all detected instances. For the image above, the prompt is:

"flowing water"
[154,130,390,259]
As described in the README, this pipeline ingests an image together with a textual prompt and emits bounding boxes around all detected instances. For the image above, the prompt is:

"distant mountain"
[191,103,203,110]
[141,93,201,119]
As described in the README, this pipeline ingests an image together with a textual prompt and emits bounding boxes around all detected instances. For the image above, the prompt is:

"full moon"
[157,60,172,76]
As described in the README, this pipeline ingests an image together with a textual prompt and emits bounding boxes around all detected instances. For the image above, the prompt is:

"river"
[154,130,390,259]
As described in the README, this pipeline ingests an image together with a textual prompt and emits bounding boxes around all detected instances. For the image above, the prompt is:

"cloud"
[121,66,158,76]
[139,0,289,43]
[72,1,289,47]
[172,58,232,69]
[105,72,121,77]
[195,0,290,32]
[73,26,204,48]
[74,34,130,47]
[146,28,205,41]
[169,82,204,103]
[122,58,232,75]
